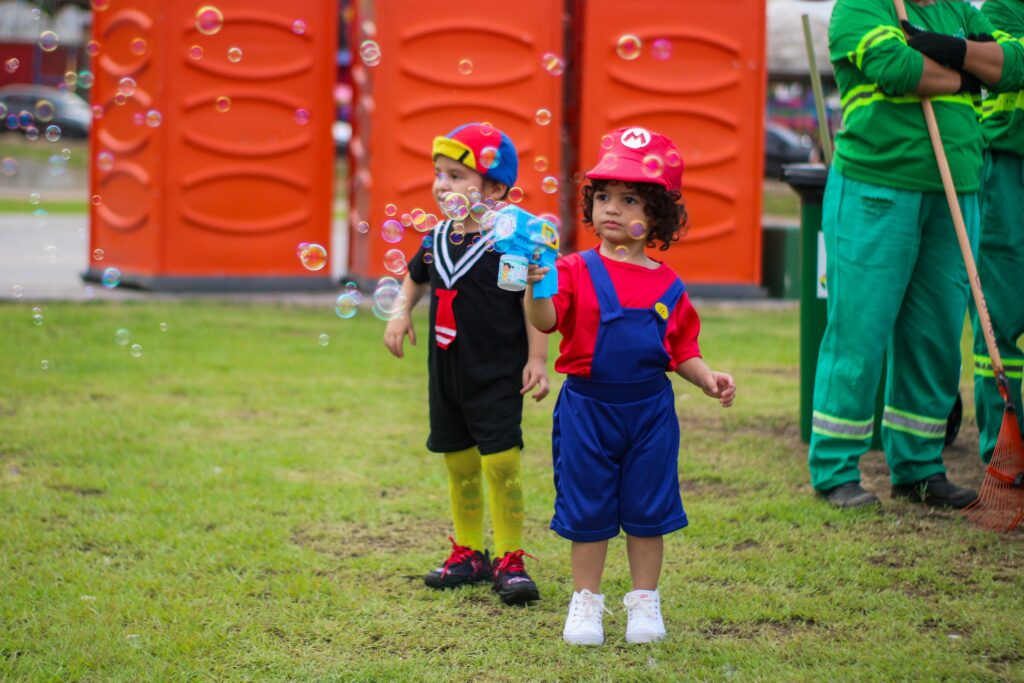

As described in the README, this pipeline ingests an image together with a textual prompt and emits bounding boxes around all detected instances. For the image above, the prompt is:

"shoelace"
[440,536,475,577]
[493,549,536,577]
[571,592,612,623]
[623,593,660,620]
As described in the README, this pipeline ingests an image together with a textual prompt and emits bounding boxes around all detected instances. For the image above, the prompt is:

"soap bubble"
[85,40,100,56]
[384,203,397,217]
[145,110,162,127]
[533,156,548,172]
[372,277,405,321]
[360,40,381,67]
[38,31,60,52]
[441,193,470,221]
[115,328,131,346]
[356,221,369,234]
[601,134,615,150]
[541,52,565,76]
[665,149,683,168]
[130,344,143,358]
[652,38,672,61]
[4,58,19,74]
[507,187,525,204]
[227,47,242,63]
[118,77,137,97]
[45,125,61,142]
[383,248,407,274]
[381,219,404,244]
[535,108,552,126]
[628,220,648,240]
[458,58,473,75]
[130,38,147,55]
[1,158,17,176]
[616,35,642,60]
[215,96,231,113]
[318,333,329,347]
[479,146,501,170]
[102,267,122,288]
[36,100,55,122]
[92,248,105,261]
[294,108,310,125]
[189,45,204,60]
[292,19,307,35]
[335,291,360,319]
[97,151,114,171]
[613,245,629,260]
[641,154,664,178]
[195,6,224,35]
[298,243,327,271]
[541,176,559,194]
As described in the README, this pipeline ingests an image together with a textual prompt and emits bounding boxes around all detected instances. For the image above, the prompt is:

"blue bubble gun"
[492,205,559,299]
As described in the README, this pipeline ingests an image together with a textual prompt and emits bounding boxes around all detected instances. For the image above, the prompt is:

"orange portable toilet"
[347,0,564,284]
[87,1,337,290]
[575,0,767,295]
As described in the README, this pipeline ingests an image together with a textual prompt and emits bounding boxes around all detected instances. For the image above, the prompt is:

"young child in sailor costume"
[525,127,735,645]
[384,122,550,606]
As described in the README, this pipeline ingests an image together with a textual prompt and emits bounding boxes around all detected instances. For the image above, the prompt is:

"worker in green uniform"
[973,0,1024,464]
[811,0,1024,508]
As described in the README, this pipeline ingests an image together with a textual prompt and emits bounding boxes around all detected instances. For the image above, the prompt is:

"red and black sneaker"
[424,536,491,590]
[492,549,540,605]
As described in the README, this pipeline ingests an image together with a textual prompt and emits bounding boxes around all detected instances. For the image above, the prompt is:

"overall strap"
[581,249,623,323]
[652,279,686,321]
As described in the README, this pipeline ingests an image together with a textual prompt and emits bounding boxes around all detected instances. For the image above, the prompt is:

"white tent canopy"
[0,1,87,46]
[767,0,835,77]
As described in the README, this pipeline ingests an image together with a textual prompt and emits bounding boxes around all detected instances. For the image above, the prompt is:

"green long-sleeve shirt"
[982,0,1024,155]
[829,0,1024,192]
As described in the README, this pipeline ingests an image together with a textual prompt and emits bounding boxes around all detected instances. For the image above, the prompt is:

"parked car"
[765,122,814,178]
[0,84,91,139]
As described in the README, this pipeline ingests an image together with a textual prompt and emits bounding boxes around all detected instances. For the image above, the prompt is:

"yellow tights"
[444,446,523,556]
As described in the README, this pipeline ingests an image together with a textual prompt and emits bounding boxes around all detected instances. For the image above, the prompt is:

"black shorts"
[426,356,524,455]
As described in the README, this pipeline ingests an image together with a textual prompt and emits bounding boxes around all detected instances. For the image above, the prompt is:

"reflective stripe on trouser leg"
[971,151,1024,463]
[882,189,979,485]
[809,171,921,491]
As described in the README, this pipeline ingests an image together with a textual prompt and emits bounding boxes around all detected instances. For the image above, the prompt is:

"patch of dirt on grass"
[47,483,104,496]
[699,616,822,639]
[274,468,359,485]
[680,476,739,498]
[732,539,760,551]
[291,518,441,559]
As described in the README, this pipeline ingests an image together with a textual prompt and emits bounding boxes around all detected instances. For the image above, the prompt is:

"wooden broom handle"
[892,0,1008,385]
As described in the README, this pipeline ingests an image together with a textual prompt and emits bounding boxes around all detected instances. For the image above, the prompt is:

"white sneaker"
[623,589,666,643]
[562,589,609,645]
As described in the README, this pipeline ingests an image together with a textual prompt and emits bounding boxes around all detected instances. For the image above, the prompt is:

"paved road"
[0,213,352,303]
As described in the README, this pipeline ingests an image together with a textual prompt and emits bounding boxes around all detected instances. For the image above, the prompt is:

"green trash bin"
[783,163,885,449]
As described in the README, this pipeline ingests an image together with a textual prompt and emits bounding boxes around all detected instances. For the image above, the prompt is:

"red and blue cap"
[585,126,685,193]
[432,122,519,189]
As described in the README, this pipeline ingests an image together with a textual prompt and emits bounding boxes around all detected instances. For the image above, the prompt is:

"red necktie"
[435,288,458,349]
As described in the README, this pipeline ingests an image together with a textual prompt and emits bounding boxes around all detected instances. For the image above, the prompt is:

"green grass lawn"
[1,301,1021,681]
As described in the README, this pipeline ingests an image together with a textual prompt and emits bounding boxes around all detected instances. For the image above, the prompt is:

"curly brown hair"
[581,179,688,251]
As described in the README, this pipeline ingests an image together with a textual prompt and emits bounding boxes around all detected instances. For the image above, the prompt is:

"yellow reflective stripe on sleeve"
[847,25,905,70]
[843,90,976,119]
[974,354,1024,379]
[840,84,877,109]
[981,91,1024,120]
[882,406,946,439]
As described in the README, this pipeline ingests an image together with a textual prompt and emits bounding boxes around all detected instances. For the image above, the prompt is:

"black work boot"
[891,474,978,509]
[818,482,880,509]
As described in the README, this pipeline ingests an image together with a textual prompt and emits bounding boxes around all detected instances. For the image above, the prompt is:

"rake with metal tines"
[892,0,1024,532]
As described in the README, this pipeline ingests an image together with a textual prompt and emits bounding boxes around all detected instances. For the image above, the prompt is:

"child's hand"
[521,357,550,401]
[526,264,550,285]
[383,315,415,359]
[699,371,736,407]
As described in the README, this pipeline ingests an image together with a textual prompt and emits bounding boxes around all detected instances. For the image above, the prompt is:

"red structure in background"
[347,0,565,286]
[87,1,337,290]
[574,0,766,294]
[349,0,766,293]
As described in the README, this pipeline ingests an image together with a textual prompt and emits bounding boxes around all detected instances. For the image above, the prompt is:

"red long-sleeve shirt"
[544,250,702,377]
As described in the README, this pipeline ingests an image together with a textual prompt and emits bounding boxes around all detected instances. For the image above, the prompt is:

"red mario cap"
[585,126,684,193]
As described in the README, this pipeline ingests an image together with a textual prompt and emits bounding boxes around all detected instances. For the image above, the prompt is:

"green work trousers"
[809,170,979,491]
[971,150,1024,463]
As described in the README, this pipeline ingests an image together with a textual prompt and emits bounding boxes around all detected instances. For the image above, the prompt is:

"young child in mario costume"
[384,122,550,606]
[525,126,735,645]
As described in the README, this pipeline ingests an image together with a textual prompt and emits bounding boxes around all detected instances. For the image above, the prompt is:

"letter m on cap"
[621,127,651,149]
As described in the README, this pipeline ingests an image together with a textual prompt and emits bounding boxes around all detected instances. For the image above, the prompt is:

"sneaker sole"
[563,634,603,646]
[424,575,490,590]
[495,584,540,605]
[626,632,666,644]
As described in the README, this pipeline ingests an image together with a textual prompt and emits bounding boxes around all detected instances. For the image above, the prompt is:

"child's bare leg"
[571,540,609,593]
[625,535,663,591]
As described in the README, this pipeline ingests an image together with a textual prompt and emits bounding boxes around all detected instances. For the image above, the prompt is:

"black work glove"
[957,70,983,95]
[901,20,967,70]
[960,33,995,92]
